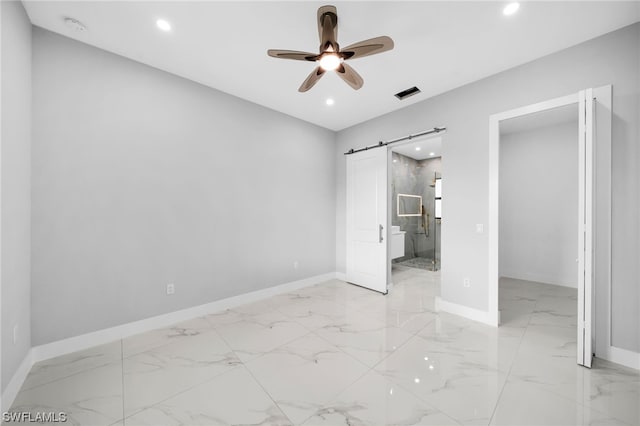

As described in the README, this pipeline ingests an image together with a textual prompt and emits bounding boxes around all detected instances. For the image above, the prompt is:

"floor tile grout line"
[121,326,248,421]
[293,356,374,426]
[358,330,464,426]
[225,320,373,425]
[307,329,374,371]
[226,296,381,425]
[239,360,297,425]
[488,282,543,425]
[18,360,118,394]
[333,300,461,426]
[369,363,463,426]
[121,363,246,422]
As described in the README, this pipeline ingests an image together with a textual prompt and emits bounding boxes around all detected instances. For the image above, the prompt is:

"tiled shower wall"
[391,152,441,263]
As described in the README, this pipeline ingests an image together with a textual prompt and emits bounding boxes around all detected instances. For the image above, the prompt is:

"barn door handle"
[379,224,384,243]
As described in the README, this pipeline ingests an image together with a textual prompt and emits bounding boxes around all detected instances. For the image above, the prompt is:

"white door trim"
[591,86,613,364]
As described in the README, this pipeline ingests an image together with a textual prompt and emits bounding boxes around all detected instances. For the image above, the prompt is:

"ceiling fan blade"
[336,62,364,90]
[317,5,338,51]
[298,66,326,92]
[341,36,394,60]
[268,49,318,61]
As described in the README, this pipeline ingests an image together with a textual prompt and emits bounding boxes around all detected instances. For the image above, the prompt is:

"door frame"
[488,87,612,367]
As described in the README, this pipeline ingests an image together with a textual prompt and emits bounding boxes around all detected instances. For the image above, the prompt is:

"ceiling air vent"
[394,86,421,100]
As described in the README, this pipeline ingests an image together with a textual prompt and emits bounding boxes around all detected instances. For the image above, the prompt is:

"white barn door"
[346,148,388,294]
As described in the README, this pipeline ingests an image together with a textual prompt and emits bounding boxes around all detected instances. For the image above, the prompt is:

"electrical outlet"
[166,283,175,295]
[13,324,18,345]
[293,261,299,269]
[463,278,471,288]
[476,224,484,234]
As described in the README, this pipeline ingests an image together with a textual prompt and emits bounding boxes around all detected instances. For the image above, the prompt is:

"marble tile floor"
[6,268,639,425]
[395,257,439,271]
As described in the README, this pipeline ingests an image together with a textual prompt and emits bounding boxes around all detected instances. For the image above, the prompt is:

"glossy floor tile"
[6,269,640,425]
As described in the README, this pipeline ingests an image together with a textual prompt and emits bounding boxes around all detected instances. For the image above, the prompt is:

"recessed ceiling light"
[326,98,335,106]
[415,147,421,151]
[156,19,172,32]
[503,2,520,16]
[429,152,435,156]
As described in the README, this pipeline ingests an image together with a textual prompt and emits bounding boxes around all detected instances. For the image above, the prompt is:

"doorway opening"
[387,136,443,297]
[389,138,442,273]
[489,87,612,368]
[498,102,580,356]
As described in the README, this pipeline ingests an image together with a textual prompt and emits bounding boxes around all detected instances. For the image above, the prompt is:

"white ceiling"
[392,136,442,160]
[22,1,640,131]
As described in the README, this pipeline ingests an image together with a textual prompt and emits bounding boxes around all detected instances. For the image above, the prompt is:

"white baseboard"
[435,296,499,327]
[1,349,33,413]
[602,345,640,371]
[32,272,336,363]
[1,272,336,408]
[500,273,576,289]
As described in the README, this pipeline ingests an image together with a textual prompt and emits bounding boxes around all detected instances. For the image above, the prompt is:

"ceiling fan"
[267,5,394,92]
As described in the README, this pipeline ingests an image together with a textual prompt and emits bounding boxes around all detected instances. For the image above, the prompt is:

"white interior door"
[346,148,388,294]
[578,89,594,368]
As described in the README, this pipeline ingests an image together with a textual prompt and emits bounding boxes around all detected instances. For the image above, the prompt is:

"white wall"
[335,23,640,353]
[499,121,578,288]
[31,28,336,345]
[1,0,32,391]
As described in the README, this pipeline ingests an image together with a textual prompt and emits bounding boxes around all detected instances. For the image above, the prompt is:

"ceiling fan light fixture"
[267,5,394,92]
[319,53,341,71]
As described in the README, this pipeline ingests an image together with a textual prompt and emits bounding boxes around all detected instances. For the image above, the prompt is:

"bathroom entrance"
[389,137,442,272]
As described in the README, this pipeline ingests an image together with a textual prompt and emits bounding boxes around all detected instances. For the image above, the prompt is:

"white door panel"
[578,89,594,368]
[346,148,388,294]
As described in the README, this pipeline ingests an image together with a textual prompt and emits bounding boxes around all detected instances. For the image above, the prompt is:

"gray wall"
[31,28,336,345]
[335,23,640,352]
[1,0,32,391]
[499,121,578,288]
